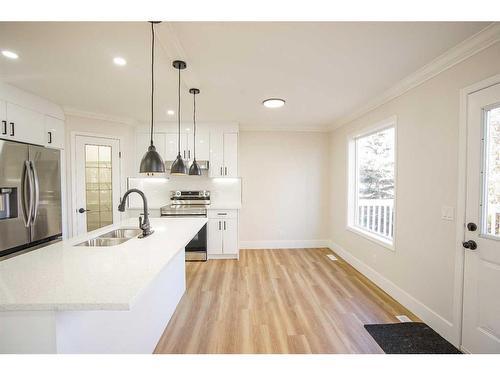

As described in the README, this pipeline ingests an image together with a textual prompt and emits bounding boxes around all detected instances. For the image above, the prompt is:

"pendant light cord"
[150,22,155,147]
[177,66,181,155]
[193,91,196,159]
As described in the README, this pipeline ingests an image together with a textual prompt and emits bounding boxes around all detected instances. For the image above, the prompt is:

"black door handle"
[462,240,477,250]
[78,208,90,213]
[1,120,6,135]
[467,222,477,231]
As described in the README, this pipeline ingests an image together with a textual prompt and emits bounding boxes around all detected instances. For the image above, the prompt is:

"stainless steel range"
[160,191,210,261]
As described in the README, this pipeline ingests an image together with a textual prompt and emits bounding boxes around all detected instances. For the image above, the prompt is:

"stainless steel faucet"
[118,188,153,238]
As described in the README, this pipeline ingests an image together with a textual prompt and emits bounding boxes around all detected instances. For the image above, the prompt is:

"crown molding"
[329,22,500,131]
[63,107,138,126]
[239,124,330,132]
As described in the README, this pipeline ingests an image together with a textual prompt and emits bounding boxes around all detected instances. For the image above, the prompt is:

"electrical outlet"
[441,206,455,221]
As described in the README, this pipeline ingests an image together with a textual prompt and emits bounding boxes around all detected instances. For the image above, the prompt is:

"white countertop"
[0,217,206,312]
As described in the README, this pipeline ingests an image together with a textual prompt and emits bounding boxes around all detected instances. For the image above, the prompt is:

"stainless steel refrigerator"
[0,139,62,257]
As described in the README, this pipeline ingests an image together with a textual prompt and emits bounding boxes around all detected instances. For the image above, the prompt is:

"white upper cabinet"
[188,129,210,161]
[165,133,179,161]
[44,115,65,149]
[4,102,45,145]
[0,100,6,139]
[209,131,238,177]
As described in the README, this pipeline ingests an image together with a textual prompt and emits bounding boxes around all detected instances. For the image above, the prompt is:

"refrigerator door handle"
[30,161,40,225]
[21,161,33,227]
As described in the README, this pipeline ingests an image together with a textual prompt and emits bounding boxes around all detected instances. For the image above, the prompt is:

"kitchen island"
[0,217,207,353]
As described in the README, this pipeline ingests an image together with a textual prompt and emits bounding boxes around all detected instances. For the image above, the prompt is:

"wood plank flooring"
[154,248,419,354]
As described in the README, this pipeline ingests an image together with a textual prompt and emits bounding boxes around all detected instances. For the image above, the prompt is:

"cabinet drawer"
[207,210,238,219]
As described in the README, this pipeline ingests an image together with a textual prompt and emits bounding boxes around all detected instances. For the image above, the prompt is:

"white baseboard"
[328,240,458,346]
[240,239,330,250]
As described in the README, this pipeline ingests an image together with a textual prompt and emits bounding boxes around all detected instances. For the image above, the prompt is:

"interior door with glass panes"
[74,135,121,235]
[462,82,500,353]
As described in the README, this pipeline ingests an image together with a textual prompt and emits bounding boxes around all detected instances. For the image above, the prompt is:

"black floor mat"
[364,322,462,354]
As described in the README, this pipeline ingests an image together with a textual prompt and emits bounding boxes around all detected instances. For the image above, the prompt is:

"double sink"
[76,228,142,247]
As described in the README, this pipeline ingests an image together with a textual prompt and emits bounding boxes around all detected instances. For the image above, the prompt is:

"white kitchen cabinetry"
[207,210,239,258]
[165,131,210,163]
[1,102,45,145]
[0,100,6,140]
[209,132,238,177]
[44,115,65,149]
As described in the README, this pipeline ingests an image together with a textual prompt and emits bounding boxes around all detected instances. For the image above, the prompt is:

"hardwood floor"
[154,248,419,354]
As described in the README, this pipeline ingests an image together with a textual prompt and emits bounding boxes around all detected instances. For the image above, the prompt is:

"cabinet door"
[188,129,210,161]
[0,100,7,141]
[222,218,239,254]
[209,131,224,177]
[6,103,45,145]
[223,133,238,177]
[165,133,178,161]
[207,218,223,255]
[44,116,65,149]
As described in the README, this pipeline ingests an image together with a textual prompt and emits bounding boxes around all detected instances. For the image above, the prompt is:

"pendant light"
[140,21,165,174]
[188,88,201,176]
[170,60,188,175]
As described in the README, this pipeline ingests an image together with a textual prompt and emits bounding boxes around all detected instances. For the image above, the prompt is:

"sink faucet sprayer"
[118,189,153,238]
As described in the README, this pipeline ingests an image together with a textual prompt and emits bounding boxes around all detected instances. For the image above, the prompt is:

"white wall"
[328,41,500,345]
[64,115,135,236]
[239,131,330,249]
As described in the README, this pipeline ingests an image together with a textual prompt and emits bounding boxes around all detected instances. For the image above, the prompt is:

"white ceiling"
[0,22,490,130]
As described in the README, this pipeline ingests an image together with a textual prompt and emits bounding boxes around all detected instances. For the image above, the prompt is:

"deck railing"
[356,199,394,239]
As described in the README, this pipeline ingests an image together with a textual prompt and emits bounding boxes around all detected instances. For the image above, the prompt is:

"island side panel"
[55,249,186,353]
[0,311,57,353]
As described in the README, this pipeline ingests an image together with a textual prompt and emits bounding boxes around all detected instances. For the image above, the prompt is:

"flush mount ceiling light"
[188,88,202,176]
[263,98,285,108]
[139,21,165,175]
[1,50,19,59]
[170,60,188,176]
[113,56,127,66]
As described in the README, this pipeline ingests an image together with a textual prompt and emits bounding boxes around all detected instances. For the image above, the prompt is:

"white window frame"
[347,116,397,251]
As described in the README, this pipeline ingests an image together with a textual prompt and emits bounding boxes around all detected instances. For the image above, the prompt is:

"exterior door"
[462,82,500,353]
[74,135,121,235]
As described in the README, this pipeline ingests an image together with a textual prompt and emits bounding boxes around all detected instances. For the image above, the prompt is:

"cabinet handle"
[217,213,227,216]
[10,122,14,137]
[224,166,228,176]
[220,166,223,176]
[218,220,221,230]
[48,131,52,144]
[1,120,6,135]
[188,150,191,159]
[223,221,226,230]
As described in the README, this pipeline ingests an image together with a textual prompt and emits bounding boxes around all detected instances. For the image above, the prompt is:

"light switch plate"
[441,206,455,221]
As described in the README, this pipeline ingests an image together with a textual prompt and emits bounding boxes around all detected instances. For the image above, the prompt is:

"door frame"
[453,72,500,350]
[69,131,123,237]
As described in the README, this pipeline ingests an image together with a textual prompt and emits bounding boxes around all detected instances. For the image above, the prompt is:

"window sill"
[346,225,395,251]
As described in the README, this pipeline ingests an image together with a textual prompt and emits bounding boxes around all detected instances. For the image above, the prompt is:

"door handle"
[462,240,477,250]
[1,120,6,135]
[21,161,31,227]
[30,161,40,225]
[467,222,477,231]
[78,208,91,214]
[9,122,15,136]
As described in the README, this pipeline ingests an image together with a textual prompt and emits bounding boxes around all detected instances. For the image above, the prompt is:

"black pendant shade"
[188,88,201,176]
[170,60,188,175]
[140,144,165,173]
[140,21,165,174]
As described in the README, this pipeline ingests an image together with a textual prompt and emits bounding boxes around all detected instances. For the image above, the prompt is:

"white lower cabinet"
[207,210,239,257]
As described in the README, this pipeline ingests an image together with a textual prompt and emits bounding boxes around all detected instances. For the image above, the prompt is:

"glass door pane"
[85,144,113,231]
[482,105,500,238]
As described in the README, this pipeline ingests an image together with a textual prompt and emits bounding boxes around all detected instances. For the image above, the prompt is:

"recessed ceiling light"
[167,110,175,116]
[263,98,285,108]
[1,50,19,59]
[113,57,127,66]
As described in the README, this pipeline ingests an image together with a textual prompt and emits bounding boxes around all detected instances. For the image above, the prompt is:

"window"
[348,119,396,248]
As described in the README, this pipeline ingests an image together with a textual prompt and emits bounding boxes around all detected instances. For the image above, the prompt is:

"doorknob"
[467,222,477,231]
[78,208,90,214]
[462,240,477,250]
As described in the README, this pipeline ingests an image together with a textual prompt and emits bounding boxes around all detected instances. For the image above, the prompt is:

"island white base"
[0,250,185,354]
